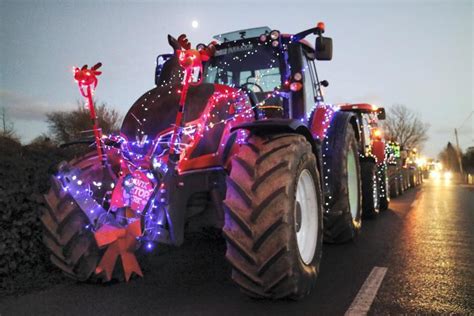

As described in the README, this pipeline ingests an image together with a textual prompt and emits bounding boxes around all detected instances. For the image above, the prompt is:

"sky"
[0,0,472,157]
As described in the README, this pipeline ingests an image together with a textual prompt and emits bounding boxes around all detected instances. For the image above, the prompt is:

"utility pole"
[454,128,464,179]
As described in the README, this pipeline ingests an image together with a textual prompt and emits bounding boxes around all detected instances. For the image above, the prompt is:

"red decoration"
[110,170,154,212]
[94,220,143,282]
[168,35,215,159]
[73,62,104,164]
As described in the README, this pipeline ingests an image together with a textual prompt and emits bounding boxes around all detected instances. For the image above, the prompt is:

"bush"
[0,136,85,296]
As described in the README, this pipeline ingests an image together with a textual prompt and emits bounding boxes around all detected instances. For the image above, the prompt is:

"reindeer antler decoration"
[73,62,105,164]
[168,35,215,164]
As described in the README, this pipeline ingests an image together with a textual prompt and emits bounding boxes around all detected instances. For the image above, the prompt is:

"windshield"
[203,41,283,100]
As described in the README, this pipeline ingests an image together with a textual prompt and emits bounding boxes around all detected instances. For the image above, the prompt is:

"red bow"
[94,220,143,282]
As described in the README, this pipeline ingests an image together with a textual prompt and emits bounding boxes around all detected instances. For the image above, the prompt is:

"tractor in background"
[339,104,389,215]
[403,148,423,188]
[386,140,404,197]
[42,22,376,299]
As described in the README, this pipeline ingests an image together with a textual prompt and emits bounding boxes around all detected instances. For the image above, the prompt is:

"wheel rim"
[347,148,359,219]
[295,169,318,265]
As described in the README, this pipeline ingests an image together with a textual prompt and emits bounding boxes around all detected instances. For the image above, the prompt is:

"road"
[1,179,473,315]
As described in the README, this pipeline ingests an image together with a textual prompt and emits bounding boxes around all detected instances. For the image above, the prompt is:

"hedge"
[0,136,84,296]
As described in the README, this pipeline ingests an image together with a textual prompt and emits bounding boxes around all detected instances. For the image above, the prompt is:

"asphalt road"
[1,179,473,315]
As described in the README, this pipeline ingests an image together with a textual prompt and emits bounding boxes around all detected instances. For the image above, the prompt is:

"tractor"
[339,104,389,214]
[42,23,370,299]
[386,140,405,197]
[403,148,423,188]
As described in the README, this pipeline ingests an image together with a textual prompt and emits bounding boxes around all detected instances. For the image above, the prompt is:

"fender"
[323,110,360,144]
[232,119,318,152]
[310,105,337,140]
[371,139,386,165]
[231,119,322,176]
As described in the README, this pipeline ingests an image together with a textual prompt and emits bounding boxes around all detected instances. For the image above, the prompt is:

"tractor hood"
[120,83,215,156]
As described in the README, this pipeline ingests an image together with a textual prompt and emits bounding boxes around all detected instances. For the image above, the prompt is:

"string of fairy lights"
[62,31,395,253]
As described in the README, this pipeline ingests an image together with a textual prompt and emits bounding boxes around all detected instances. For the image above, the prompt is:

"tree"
[438,142,461,172]
[382,104,429,150]
[0,107,18,140]
[46,101,121,143]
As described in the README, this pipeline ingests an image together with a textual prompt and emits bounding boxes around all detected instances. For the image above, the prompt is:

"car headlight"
[443,171,452,180]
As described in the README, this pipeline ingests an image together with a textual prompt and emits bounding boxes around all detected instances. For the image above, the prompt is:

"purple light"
[146,242,153,250]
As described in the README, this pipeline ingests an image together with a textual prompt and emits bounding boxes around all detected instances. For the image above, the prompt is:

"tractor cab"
[154,24,333,122]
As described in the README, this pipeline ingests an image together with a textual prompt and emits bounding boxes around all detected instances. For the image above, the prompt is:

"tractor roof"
[339,103,380,113]
[213,27,271,42]
[213,27,315,51]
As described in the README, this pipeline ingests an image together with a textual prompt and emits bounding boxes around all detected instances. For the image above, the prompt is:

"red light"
[290,82,303,92]
[317,22,325,31]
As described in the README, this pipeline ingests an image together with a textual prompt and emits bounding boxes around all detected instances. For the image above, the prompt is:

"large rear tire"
[361,160,379,218]
[41,154,124,282]
[322,114,362,243]
[224,134,323,299]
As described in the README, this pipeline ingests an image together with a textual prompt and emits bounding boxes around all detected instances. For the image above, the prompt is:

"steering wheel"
[240,82,264,93]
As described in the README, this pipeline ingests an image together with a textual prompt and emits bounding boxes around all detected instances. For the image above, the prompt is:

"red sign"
[110,170,154,212]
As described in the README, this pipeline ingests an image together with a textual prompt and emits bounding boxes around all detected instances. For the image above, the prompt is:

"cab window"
[302,56,317,117]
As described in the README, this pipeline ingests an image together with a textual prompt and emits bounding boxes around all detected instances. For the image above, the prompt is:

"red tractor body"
[42,24,380,299]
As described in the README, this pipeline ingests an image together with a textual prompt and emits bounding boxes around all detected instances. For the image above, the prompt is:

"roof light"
[196,43,206,50]
[317,22,325,32]
[270,30,280,40]
[259,34,267,42]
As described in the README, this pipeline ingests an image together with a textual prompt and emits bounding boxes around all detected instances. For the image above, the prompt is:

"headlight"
[443,171,452,180]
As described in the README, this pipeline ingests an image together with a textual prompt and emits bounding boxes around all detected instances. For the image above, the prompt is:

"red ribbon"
[94,220,143,282]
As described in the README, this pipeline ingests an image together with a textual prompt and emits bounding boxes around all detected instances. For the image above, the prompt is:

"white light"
[191,20,199,28]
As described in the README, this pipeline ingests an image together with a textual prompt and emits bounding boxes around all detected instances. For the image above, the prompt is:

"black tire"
[409,170,416,188]
[377,165,390,211]
[361,160,379,218]
[389,176,398,198]
[322,113,362,243]
[223,134,323,299]
[397,175,404,195]
[41,154,123,282]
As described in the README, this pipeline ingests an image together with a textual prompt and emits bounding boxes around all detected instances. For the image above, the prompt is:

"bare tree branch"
[382,104,429,150]
[0,107,18,139]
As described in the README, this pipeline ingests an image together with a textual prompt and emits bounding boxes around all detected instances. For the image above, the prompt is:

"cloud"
[0,90,74,121]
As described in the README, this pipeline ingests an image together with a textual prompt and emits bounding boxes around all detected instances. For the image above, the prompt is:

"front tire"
[361,160,379,218]
[323,114,362,243]
[41,154,126,282]
[223,134,323,299]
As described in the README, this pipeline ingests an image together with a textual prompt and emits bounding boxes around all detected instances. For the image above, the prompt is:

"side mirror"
[155,53,173,85]
[377,107,386,120]
[315,36,333,61]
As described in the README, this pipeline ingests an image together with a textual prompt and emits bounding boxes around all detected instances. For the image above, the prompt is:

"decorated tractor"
[403,148,423,188]
[42,23,377,299]
[386,141,405,197]
[339,104,389,214]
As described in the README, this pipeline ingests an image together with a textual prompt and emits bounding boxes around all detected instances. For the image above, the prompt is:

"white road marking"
[345,266,388,316]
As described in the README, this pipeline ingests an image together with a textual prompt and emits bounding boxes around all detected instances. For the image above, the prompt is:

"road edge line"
[344,266,388,316]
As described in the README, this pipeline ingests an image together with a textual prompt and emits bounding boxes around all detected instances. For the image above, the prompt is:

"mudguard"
[231,119,322,179]
[232,119,319,154]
